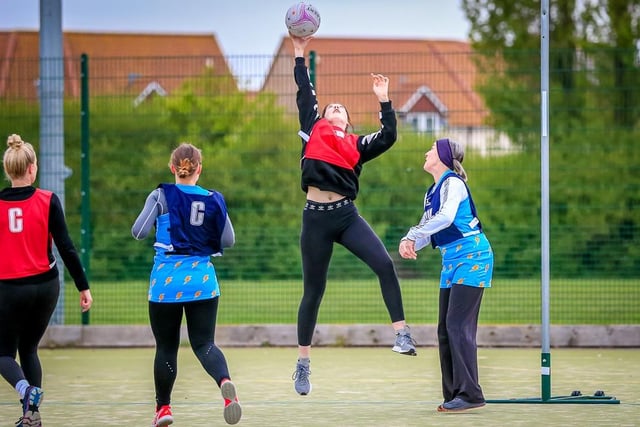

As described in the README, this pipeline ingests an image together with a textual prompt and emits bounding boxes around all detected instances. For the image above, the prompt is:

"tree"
[163,68,246,146]
[580,0,640,127]
[460,0,640,279]
[462,0,640,138]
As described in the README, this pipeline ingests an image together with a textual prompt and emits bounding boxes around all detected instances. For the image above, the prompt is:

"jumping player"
[289,34,417,396]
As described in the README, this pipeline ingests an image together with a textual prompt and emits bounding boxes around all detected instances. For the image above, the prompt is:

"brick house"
[0,30,234,102]
[263,37,511,154]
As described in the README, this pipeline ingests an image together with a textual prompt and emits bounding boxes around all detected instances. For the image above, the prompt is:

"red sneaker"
[221,380,242,425]
[152,405,174,427]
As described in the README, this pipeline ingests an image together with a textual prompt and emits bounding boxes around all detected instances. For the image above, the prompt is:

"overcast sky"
[2,0,470,56]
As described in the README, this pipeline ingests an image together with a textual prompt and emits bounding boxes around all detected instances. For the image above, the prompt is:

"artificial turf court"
[0,347,638,426]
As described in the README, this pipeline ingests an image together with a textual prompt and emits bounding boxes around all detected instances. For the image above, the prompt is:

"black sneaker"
[440,397,486,412]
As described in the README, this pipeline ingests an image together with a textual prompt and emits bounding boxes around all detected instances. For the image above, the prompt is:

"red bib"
[0,189,53,279]
[304,119,360,170]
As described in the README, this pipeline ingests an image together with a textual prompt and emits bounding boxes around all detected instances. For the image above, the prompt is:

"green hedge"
[1,98,638,282]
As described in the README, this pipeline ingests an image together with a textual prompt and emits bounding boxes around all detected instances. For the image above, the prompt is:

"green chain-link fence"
[2,49,638,325]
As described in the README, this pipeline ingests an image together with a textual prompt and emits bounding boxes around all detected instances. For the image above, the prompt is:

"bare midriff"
[306,186,347,203]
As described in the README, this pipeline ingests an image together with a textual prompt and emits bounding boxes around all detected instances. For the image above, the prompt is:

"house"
[1,31,511,153]
[0,30,234,102]
[263,37,512,154]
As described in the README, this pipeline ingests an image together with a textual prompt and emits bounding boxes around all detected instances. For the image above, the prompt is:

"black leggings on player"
[149,297,230,408]
[0,277,59,389]
[297,199,405,346]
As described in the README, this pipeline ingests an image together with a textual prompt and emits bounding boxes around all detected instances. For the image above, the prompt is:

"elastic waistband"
[304,198,352,211]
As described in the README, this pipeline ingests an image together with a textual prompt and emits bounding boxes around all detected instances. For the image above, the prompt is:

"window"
[406,112,440,133]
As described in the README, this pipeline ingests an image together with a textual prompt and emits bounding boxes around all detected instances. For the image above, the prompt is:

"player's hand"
[290,33,313,56]
[80,289,93,312]
[371,73,390,102]
[399,239,417,260]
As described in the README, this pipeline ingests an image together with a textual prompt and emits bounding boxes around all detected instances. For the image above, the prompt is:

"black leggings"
[297,200,405,346]
[149,297,230,407]
[0,277,59,388]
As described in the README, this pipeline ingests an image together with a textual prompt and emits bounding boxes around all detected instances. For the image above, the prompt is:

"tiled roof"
[264,37,487,127]
[1,31,487,127]
[0,31,232,99]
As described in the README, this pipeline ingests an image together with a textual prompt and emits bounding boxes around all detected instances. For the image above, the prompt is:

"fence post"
[39,0,67,325]
[80,53,91,325]
[309,50,316,87]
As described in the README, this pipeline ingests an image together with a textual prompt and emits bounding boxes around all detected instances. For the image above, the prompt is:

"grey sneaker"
[221,380,242,425]
[292,362,312,395]
[392,327,417,356]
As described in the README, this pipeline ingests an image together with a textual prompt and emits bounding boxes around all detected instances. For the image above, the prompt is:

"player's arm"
[359,74,397,162]
[48,193,89,292]
[291,35,319,135]
[221,214,235,249]
[131,188,165,240]
[358,102,397,162]
[405,178,466,243]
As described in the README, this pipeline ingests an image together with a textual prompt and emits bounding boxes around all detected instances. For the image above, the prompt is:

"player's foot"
[221,380,242,425]
[17,386,43,427]
[439,397,486,412]
[392,326,417,356]
[292,361,312,395]
[152,405,173,427]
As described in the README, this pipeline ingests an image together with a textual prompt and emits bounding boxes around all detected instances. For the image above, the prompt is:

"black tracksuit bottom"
[437,284,485,403]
